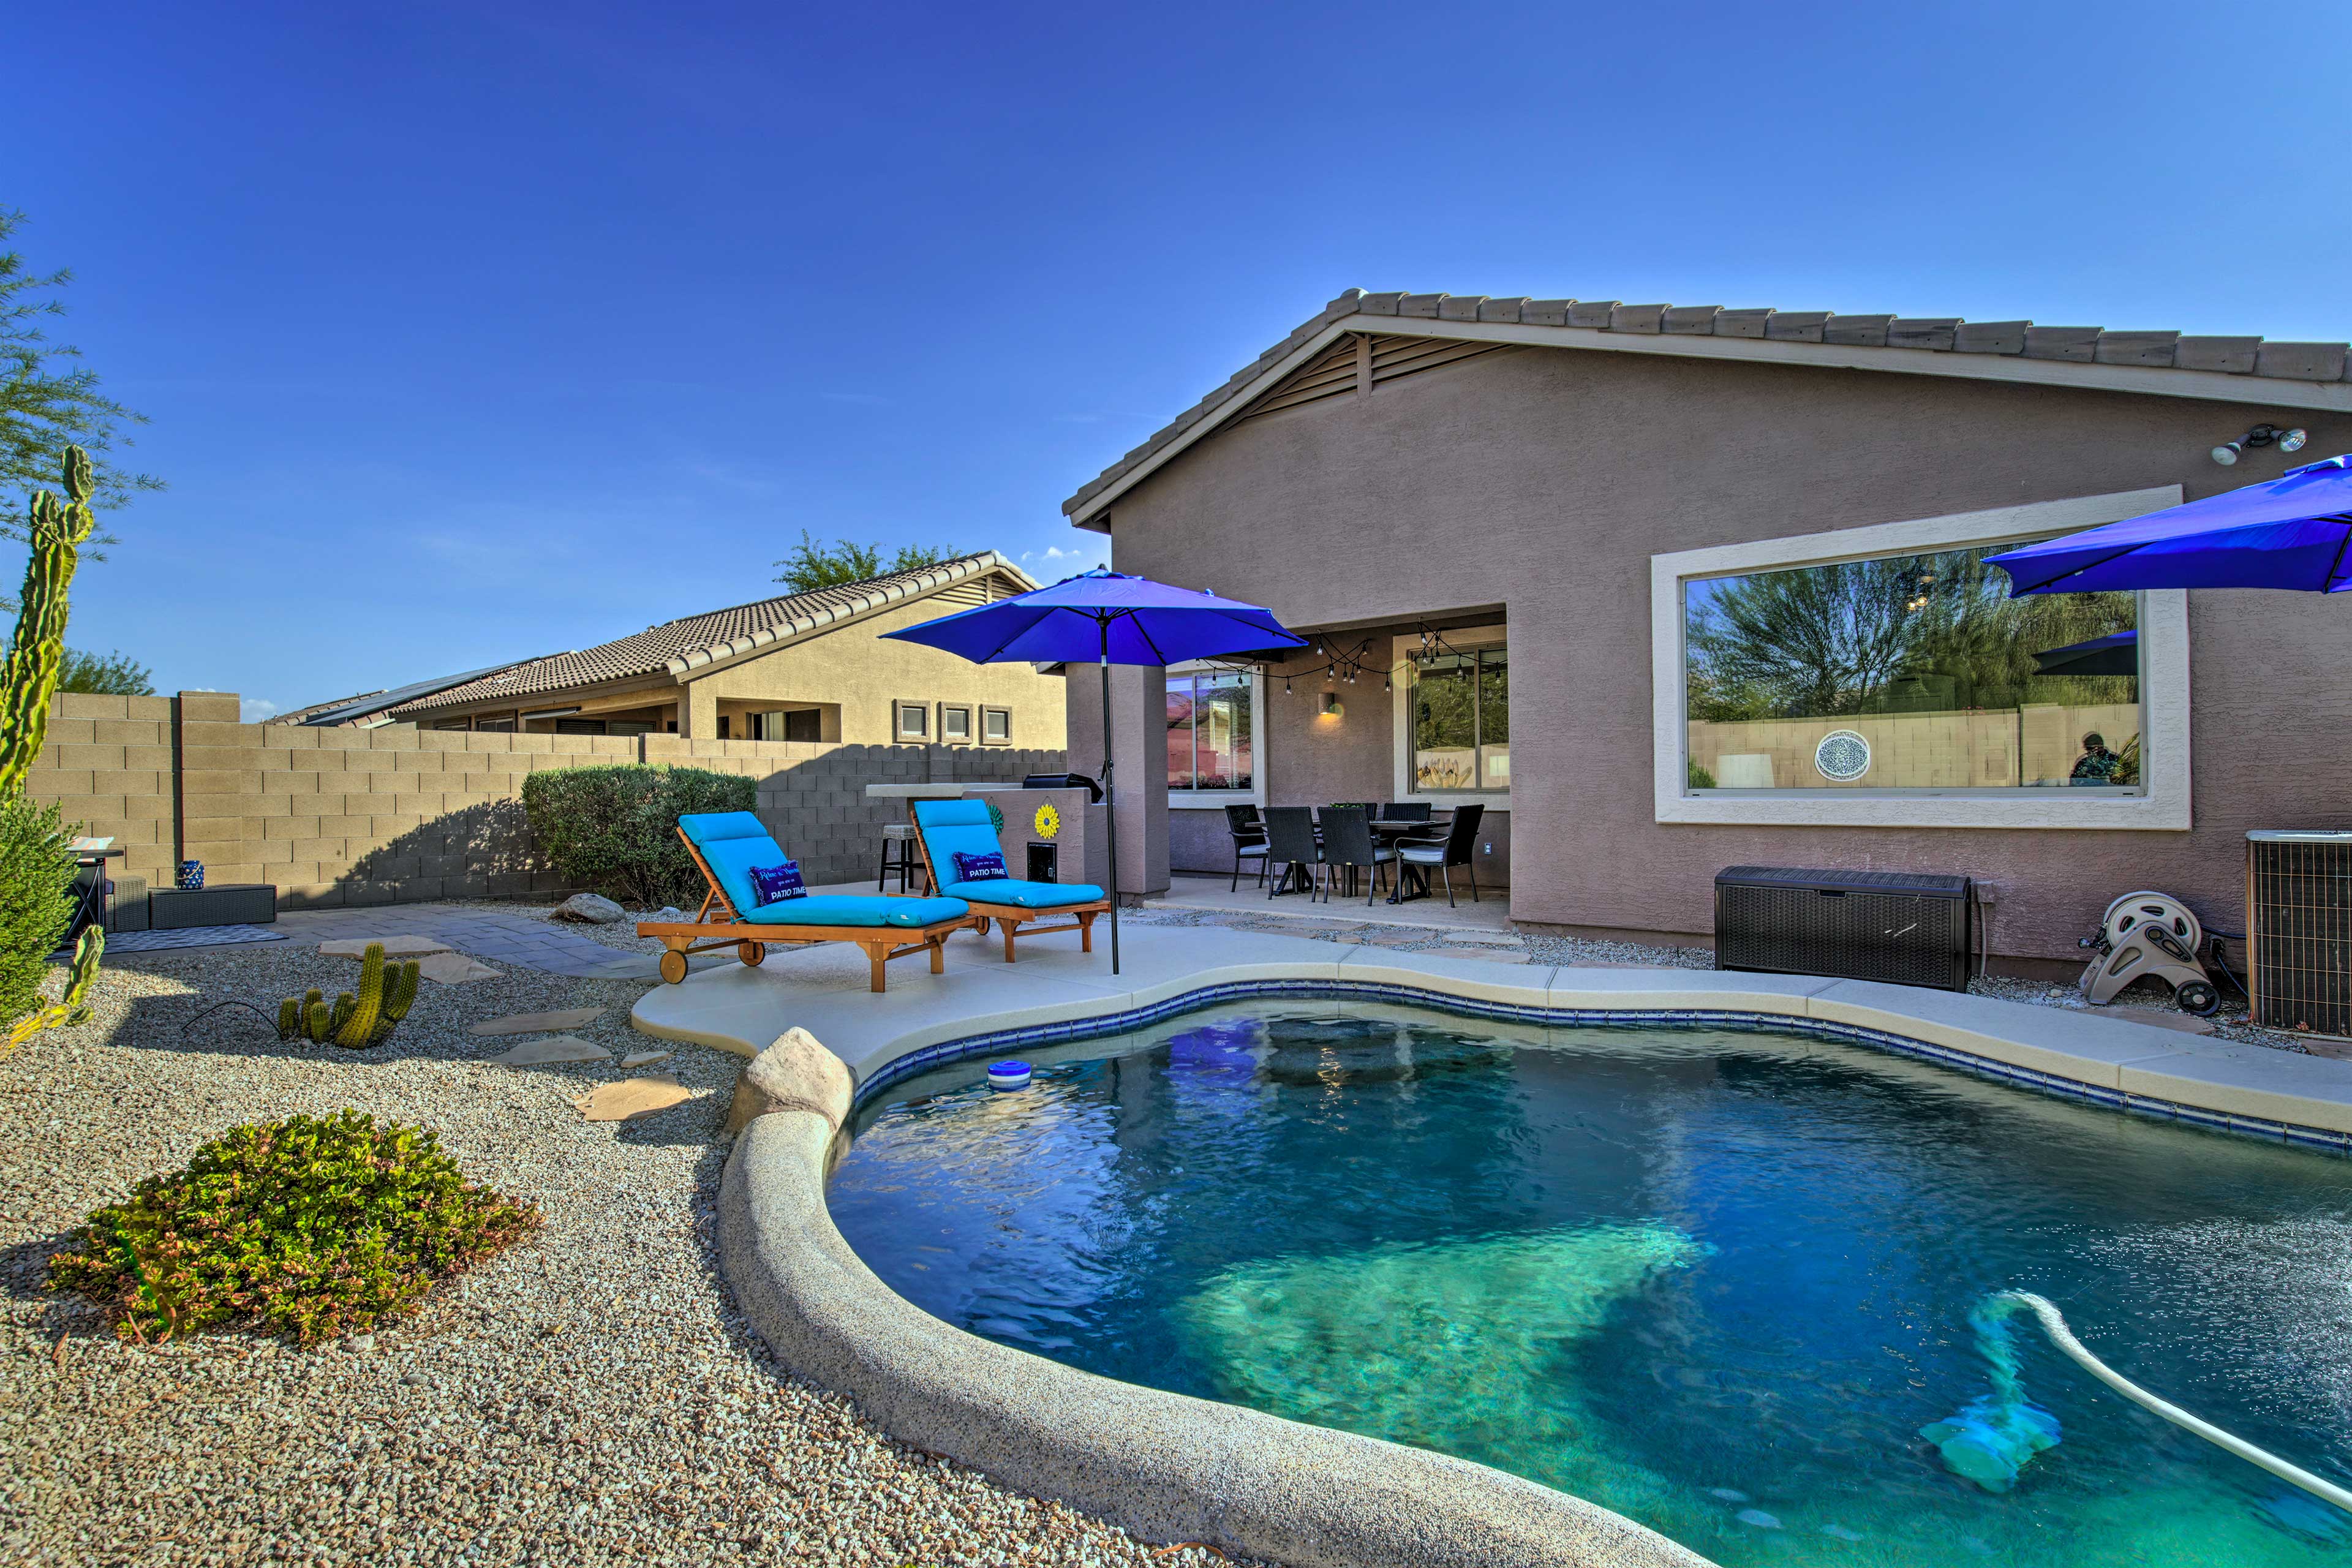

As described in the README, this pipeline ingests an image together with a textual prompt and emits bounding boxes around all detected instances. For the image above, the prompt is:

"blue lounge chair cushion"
[937,878,1106,910]
[740,894,970,929]
[677,812,967,928]
[911,800,1105,910]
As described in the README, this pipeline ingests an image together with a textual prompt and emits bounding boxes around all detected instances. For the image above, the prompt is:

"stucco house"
[1061,288,2352,973]
[296,552,1066,750]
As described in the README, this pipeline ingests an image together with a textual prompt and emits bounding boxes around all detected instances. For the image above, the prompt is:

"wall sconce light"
[1319,692,1343,718]
[2212,423,2309,466]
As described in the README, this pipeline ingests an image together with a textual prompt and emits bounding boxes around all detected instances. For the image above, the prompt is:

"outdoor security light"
[2214,423,2308,465]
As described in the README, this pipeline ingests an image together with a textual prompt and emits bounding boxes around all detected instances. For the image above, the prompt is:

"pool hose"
[1923,1289,2352,1517]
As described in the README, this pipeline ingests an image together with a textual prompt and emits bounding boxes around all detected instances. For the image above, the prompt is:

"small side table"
[68,846,123,944]
[149,883,279,931]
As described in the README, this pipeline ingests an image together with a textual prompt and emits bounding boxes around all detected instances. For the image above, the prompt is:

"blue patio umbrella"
[1987,454,2352,595]
[882,568,1306,971]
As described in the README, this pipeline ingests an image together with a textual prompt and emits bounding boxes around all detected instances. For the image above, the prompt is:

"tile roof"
[390,552,1030,715]
[1061,288,2352,518]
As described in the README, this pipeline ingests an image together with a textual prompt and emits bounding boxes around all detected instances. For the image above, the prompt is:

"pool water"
[827,1004,2352,1567]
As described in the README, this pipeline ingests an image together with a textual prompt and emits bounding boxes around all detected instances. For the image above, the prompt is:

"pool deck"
[644,925,2352,1568]
[634,923,2352,1142]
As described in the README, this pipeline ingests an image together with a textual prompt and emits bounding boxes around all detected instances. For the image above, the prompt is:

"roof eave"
[661,551,1036,677]
[1061,294,2352,527]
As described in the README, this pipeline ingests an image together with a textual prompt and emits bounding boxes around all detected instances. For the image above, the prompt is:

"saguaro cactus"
[277,944,422,1049]
[0,445,105,1054]
[1,446,99,796]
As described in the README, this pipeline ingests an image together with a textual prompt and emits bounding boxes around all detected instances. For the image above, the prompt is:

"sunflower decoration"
[1034,802,1061,840]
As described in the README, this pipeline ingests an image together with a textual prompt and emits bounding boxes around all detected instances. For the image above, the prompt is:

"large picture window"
[1167,671,1253,791]
[1411,647,1508,791]
[1683,543,2140,793]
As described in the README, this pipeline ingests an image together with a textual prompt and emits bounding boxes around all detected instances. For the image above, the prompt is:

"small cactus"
[278,944,421,1049]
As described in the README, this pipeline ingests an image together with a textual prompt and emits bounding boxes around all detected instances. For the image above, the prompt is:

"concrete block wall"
[23,692,1067,919]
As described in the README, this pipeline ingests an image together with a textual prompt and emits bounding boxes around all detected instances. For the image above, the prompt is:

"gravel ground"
[0,935,1250,1568]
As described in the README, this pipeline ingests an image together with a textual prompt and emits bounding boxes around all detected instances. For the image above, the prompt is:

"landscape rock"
[620,1049,672,1069]
[320,935,450,959]
[571,1075,695,1122]
[551,893,627,925]
[728,1027,853,1134]
[469,1006,603,1037]
[493,1035,610,1065]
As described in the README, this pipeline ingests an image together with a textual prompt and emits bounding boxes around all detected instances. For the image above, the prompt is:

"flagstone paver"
[469,1006,607,1037]
[492,1035,611,1065]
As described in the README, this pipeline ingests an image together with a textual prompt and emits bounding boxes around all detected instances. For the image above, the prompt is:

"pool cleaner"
[1924,1290,2352,1519]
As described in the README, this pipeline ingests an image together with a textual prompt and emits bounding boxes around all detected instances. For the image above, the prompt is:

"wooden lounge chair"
[636,811,976,993]
[908,798,1110,963]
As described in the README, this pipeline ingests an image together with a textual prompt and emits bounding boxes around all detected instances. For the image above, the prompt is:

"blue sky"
[13,0,2350,720]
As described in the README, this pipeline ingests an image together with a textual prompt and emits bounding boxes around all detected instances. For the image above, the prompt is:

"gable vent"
[1233,334,1363,424]
[1370,333,1512,384]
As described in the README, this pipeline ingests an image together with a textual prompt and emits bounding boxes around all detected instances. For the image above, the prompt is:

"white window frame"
[894,700,930,742]
[1390,625,1512,812]
[1165,663,1264,810]
[980,704,1012,745]
[1651,488,2190,830]
[938,702,974,745]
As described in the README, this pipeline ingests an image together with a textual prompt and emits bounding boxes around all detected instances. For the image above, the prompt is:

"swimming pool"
[827,1001,2352,1567]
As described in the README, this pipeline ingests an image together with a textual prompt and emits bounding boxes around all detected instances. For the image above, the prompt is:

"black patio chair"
[1319,805,1395,907]
[1378,802,1431,823]
[1262,806,1322,900]
[1225,803,1268,891]
[1396,802,1484,907]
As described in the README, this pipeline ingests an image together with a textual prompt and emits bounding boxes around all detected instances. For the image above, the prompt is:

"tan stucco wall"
[1097,342,2352,962]
[682,595,1067,748]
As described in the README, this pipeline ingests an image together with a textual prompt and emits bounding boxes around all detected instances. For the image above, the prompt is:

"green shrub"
[521,763,757,908]
[0,793,75,1029]
[47,1110,540,1346]
[1687,761,1717,790]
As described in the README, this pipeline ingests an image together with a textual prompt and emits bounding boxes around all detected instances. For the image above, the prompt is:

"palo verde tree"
[772,530,963,593]
[0,209,162,560]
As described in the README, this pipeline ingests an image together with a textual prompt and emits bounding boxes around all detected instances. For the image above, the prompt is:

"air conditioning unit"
[2246,831,2352,1038]
[1716,866,1974,992]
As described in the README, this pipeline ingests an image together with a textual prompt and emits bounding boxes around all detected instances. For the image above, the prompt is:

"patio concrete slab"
[633,960,1128,1077]
[1548,965,1836,1016]
[1152,873,1514,934]
[1336,947,1559,1005]
[1809,979,2191,1088]
[2116,1042,2352,1135]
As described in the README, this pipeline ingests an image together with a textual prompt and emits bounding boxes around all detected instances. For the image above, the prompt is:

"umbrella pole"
[1099,628,1119,974]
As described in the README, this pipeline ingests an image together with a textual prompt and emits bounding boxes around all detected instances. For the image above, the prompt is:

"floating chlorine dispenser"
[1926,1290,2352,1522]
[987,1061,1033,1092]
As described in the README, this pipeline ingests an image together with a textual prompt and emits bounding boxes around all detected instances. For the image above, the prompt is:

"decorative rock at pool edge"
[726,1027,855,1137]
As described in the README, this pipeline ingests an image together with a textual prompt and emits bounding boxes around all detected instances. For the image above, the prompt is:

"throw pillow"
[747,861,805,906]
[951,849,1009,883]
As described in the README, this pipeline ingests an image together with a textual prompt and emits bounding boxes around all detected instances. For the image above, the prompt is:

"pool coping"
[657,928,2352,1568]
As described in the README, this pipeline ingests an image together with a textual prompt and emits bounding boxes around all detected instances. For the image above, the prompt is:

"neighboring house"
[1063,287,2352,968]
[268,663,540,728]
[325,552,1063,748]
